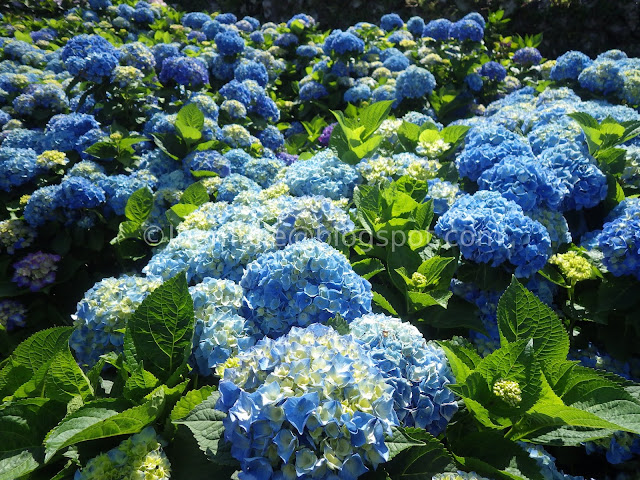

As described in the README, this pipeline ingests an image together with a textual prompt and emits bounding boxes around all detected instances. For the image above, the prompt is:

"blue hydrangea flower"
[151,43,183,69]
[44,113,101,153]
[396,65,436,100]
[513,47,542,66]
[596,198,640,279]
[183,150,230,177]
[350,313,458,434]
[539,144,608,211]
[525,209,572,250]
[0,147,40,191]
[216,323,398,480]
[119,42,155,72]
[215,30,245,56]
[578,59,623,95]
[407,16,425,36]
[477,154,568,211]
[159,56,209,88]
[380,13,404,31]
[344,84,372,104]
[449,19,484,42]
[550,51,593,81]
[323,30,365,56]
[234,60,269,87]
[274,195,354,247]
[282,149,360,200]
[242,156,285,187]
[435,191,552,278]
[423,19,453,40]
[241,239,372,337]
[12,251,60,292]
[465,73,483,92]
[70,275,162,367]
[0,300,28,331]
[182,11,211,29]
[217,174,262,202]
[479,61,507,82]
[299,81,329,101]
[257,125,284,151]
[61,34,121,83]
[58,176,106,210]
[463,12,486,28]
[383,54,410,72]
[425,178,462,215]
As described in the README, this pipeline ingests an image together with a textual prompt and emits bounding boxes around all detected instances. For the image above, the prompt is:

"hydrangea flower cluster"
[0,299,28,331]
[75,427,170,480]
[596,198,640,279]
[435,191,552,278]
[70,275,162,367]
[350,314,458,434]
[12,251,61,292]
[216,323,398,480]
[61,34,121,82]
[241,239,372,337]
[0,219,35,254]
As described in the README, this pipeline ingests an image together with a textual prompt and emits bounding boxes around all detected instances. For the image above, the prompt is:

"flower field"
[2,1,640,479]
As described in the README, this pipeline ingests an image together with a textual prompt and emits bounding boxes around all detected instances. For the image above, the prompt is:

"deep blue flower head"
[396,65,436,100]
[351,313,458,434]
[407,16,425,36]
[299,79,329,99]
[435,191,552,277]
[388,30,413,45]
[182,12,211,29]
[0,147,40,191]
[257,125,284,151]
[423,19,453,40]
[88,0,111,10]
[159,56,209,88]
[275,33,299,48]
[283,149,360,200]
[216,323,398,479]
[58,176,106,210]
[215,12,237,24]
[597,198,640,279]
[465,73,483,92]
[578,60,623,95]
[463,12,486,28]
[151,43,183,70]
[31,27,57,43]
[241,157,285,187]
[449,19,484,42]
[526,209,572,249]
[241,239,372,337]
[0,300,27,331]
[44,113,101,153]
[287,13,315,28]
[550,51,593,81]
[513,47,542,66]
[323,30,365,56]
[12,251,60,292]
[234,60,269,87]
[425,178,462,215]
[477,154,568,211]
[118,42,156,72]
[344,84,372,104]
[98,173,153,216]
[479,61,507,82]
[253,94,280,122]
[380,13,404,31]
[539,144,607,211]
[456,124,532,181]
[132,7,155,24]
[24,185,62,227]
[61,34,121,83]
[215,30,245,56]
[383,54,410,72]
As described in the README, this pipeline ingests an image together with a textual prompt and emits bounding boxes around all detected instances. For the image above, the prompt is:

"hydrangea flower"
[425,178,461,215]
[550,51,593,81]
[596,198,640,279]
[217,174,262,202]
[216,323,398,480]
[513,47,542,66]
[215,30,245,56]
[423,19,453,40]
[12,251,60,292]
[435,191,552,277]
[299,80,329,101]
[61,34,121,83]
[159,56,209,88]
[0,219,35,254]
[350,313,458,434]
[0,147,40,191]
[396,65,436,100]
[75,427,170,480]
[282,149,360,200]
[70,275,162,367]
[479,61,507,82]
[380,13,404,31]
[241,239,372,337]
[449,19,483,42]
[0,300,28,331]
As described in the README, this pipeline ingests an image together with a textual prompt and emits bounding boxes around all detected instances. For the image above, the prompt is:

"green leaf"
[441,125,470,145]
[393,176,429,204]
[177,104,205,131]
[125,187,154,224]
[173,391,236,465]
[0,327,73,399]
[351,258,385,280]
[407,290,451,310]
[384,427,425,461]
[385,428,456,478]
[176,123,202,143]
[497,277,569,369]
[417,256,456,288]
[123,365,160,403]
[170,386,217,422]
[397,121,421,150]
[84,141,117,160]
[14,30,32,44]
[0,398,66,452]
[568,112,599,129]
[41,345,93,402]
[372,291,399,316]
[166,204,199,225]
[44,390,165,462]
[126,273,195,383]
[327,313,350,335]
[190,170,220,178]
[351,134,383,159]
[180,182,209,206]
[360,100,394,138]
[438,341,482,384]
[0,448,42,480]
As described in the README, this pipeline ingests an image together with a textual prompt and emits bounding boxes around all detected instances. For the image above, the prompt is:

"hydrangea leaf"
[44,389,165,462]
[124,187,154,224]
[173,391,236,466]
[0,398,66,453]
[126,273,195,383]
[177,103,205,131]
[497,277,569,369]
[438,341,482,384]
[180,182,209,206]
[384,427,425,461]
[170,386,217,423]
[360,100,394,139]
[384,428,456,477]
[0,448,43,480]
[350,258,385,280]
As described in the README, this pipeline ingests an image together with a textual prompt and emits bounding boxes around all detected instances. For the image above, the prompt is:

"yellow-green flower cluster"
[550,251,595,283]
[492,379,522,406]
[36,150,68,169]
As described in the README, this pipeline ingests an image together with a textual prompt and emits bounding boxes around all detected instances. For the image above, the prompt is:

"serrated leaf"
[170,386,217,422]
[176,123,202,143]
[441,124,470,144]
[351,258,385,280]
[173,391,236,465]
[360,100,394,138]
[44,390,165,462]
[327,313,350,335]
[125,187,154,224]
[42,346,93,402]
[497,277,569,369]
[84,141,117,160]
[177,104,205,131]
[180,182,209,206]
[385,427,425,461]
[0,448,42,480]
[438,341,482,384]
[123,366,160,403]
[0,398,66,452]
[166,204,199,226]
[126,274,195,383]
[386,428,455,478]
[372,291,399,316]
[0,327,73,399]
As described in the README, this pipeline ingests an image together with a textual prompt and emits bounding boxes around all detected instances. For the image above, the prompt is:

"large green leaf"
[126,273,195,383]
[497,278,569,369]
[177,104,205,131]
[0,448,43,480]
[384,427,425,461]
[173,391,236,465]
[44,390,165,461]
[124,187,154,224]
[180,182,209,206]
[360,100,394,138]
[385,428,456,478]
[438,341,482,384]
[40,345,93,402]
[0,398,66,452]
[170,386,217,423]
